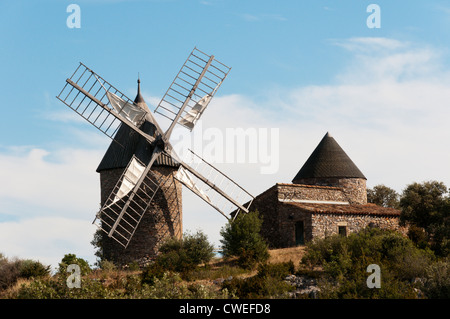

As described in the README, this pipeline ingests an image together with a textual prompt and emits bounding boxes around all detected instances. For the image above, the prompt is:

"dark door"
[295,221,304,245]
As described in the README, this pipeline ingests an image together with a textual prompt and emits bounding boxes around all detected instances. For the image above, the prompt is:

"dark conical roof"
[292,132,366,182]
[96,79,178,172]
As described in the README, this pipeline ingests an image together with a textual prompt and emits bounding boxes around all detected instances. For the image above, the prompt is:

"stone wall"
[275,203,403,247]
[277,183,347,203]
[98,166,182,266]
[277,202,313,247]
[292,178,367,204]
[311,212,402,238]
[247,185,280,247]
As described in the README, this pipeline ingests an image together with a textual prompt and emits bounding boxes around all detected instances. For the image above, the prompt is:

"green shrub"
[0,255,50,290]
[58,254,91,276]
[222,274,294,299]
[422,259,450,298]
[15,275,121,299]
[141,272,230,299]
[221,261,295,299]
[19,260,51,279]
[183,231,216,265]
[0,257,22,290]
[300,227,433,298]
[141,261,167,286]
[407,225,430,249]
[98,259,117,272]
[220,210,269,269]
[257,261,295,280]
[150,231,215,276]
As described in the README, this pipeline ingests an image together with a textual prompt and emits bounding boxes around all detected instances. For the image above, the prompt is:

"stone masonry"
[99,166,182,266]
[252,183,404,248]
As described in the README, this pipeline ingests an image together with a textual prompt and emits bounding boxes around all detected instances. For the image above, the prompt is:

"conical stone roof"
[292,132,366,182]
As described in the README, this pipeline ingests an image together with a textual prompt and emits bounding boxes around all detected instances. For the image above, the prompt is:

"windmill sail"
[174,150,254,220]
[56,63,155,146]
[109,156,146,206]
[155,47,231,136]
[93,155,165,248]
[175,166,211,204]
[178,94,212,129]
[105,91,147,126]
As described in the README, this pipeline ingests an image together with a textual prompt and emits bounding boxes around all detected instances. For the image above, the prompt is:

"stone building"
[249,132,404,248]
[96,79,182,265]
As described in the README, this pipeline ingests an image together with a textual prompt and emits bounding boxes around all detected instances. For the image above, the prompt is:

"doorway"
[295,221,304,245]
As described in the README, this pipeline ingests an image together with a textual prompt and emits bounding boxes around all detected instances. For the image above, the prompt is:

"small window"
[338,226,347,237]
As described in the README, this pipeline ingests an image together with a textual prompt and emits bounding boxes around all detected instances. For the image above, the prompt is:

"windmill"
[56,48,254,264]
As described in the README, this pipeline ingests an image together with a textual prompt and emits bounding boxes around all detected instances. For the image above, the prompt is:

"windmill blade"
[155,47,231,139]
[173,150,254,220]
[56,62,156,146]
[93,157,168,248]
[93,145,164,248]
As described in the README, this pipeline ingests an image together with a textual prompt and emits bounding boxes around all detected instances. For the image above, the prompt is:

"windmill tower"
[95,78,182,265]
[56,48,254,266]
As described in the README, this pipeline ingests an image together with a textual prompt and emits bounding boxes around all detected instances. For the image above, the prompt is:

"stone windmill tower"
[56,48,255,267]
[95,79,182,265]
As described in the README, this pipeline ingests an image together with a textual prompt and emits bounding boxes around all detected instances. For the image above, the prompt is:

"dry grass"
[0,277,33,299]
[267,246,306,269]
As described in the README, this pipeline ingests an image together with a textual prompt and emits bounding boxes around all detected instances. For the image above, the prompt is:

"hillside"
[1,229,448,299]
[0,246,307,299]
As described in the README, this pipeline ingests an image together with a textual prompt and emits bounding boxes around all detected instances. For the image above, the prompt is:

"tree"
[182,230,216,266]
[220,210,269,269]
[58,254,91,276]
[367,184,400,208]
[400,181,450,257]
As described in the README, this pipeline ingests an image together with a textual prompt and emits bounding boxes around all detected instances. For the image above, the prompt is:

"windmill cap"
[134,77,146,104]
[292,132,366,182]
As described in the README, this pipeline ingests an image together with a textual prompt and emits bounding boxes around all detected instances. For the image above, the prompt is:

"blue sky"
[1,0,450,269]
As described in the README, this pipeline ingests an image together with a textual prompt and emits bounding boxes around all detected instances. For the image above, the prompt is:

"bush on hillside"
[58,254,92,276]
[142,230,215,284]
[422,258,450,299]
[0,254,50,290]
[220,210,269,269]
[221,261,295,298]
[300,227,435,298]
[18,259,51,279]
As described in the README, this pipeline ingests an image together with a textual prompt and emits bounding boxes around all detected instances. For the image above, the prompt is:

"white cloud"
[331,37,407,53]
[0,146,103,268]
[330,38,445,84]
[0,217,97,271]
[0,146,103,219]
